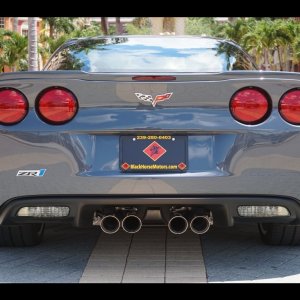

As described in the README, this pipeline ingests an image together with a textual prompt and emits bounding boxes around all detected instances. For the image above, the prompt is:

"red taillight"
[230,87,270,125]
[279,89,300,125]
[0,88,28,125]
[36,87,78,124]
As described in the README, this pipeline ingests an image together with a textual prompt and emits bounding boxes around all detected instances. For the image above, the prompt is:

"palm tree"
[283,19,300,71]
[0,30,9,71]
[242,19,276,69]
[0,30,28,72]
[28,17,38,71]
[42,17,56,38]
[291,35,300,71]
[240,18,296,71]
[100,17,108,35]
[224,18,255,47]
[133,17,149,28]
[115,17,123,34]
[271,19,293,71]
[42,17,75,38]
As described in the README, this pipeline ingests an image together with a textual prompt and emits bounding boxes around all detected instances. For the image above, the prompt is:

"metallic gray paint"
[1,69,300,225]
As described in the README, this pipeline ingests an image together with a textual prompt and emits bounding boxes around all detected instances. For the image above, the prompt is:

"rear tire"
[258,223,300,246]
[0,224,45,246]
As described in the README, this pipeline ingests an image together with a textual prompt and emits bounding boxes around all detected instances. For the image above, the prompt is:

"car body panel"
[1,36,300,227]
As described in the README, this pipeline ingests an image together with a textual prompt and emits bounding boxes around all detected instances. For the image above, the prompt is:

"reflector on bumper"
[17,206,70,217]
[237,206,290,217]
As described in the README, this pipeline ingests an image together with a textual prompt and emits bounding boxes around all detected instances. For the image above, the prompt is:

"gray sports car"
[1,36,300,246]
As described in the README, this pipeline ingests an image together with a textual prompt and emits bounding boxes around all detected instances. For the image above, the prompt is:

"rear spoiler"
[1,70,300,82]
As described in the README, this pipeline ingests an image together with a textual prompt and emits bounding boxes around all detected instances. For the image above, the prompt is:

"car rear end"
[1,36,300,246]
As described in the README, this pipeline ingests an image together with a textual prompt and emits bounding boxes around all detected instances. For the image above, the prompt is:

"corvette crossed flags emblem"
[135,92,173,107]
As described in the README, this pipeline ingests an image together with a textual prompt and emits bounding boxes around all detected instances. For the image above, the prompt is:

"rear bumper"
[1,195,300,227]
[2,110,300,228]
[2,130,300,200]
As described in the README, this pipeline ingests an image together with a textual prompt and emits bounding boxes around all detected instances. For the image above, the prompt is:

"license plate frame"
[119,135,188,173]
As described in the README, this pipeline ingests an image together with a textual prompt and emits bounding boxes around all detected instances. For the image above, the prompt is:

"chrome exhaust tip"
[168,215,189,235]
[190,216,211,235]
[100,215,121,234]
[122,215,142,234]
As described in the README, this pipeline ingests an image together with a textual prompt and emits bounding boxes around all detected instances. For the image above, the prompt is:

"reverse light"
[36,87,78,124]
[0,88,28,125]
[17,206,70,217]
[279,89,300,125]
[230,87,271,125]
[237,206,290,217]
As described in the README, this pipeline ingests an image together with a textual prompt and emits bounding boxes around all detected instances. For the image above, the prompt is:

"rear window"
[45,37,256,73]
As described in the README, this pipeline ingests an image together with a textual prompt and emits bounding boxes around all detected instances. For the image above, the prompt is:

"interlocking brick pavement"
[80,227,207,283]
[0,224,99,283]
[202,224,300,283]
[1,223,300,283]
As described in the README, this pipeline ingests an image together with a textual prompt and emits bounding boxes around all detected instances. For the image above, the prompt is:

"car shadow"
[0,224,99,283]
[201,224,300,282]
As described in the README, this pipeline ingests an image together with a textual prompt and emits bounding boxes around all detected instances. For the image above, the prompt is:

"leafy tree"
[70,22,102,38]
[291,33,300,71]
[242,18,293,70]
[271,19,293,70]
[125,23,151,35]
[223,18,256,46]
[38,34,70,66]
[42,17,75,38]
[0,29,27,72]
[132,17,151,29]
[3,17,300,73]
[185,17,217,36]
[282,19,300,71]
[0,30,8,71]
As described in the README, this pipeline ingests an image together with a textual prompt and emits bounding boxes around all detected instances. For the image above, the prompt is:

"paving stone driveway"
[80,227,206,283]
[1,223,300,283]
[0,225,99,283]
[202,224,300,283]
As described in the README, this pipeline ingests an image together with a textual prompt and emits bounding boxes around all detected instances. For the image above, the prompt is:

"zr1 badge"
[17,169,47,177]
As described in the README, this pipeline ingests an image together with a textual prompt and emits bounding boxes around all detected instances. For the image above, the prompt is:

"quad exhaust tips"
[122,215,142,234]
[100,215,121,234]
[190,215,211,235]
[93,209,213,235]
[168,215,189,235]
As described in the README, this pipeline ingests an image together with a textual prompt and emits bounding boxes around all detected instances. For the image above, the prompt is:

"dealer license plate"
[120,135,188,173]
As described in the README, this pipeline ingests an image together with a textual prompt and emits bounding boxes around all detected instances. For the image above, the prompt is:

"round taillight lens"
[0,88,28,125]
[230,87,270,125]
[36,87,78,124]
[279,89,300,125]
